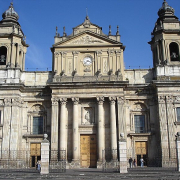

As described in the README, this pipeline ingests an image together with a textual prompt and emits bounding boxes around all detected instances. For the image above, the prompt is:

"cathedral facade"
[0,1,180,168]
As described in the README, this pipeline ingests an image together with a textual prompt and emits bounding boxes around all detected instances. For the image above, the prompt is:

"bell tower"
[149,0,180,80]
[0,2,28,70]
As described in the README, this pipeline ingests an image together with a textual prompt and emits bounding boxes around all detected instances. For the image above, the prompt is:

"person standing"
[129,157,133,168]
[140,158,144,167]
[133,159,136,167]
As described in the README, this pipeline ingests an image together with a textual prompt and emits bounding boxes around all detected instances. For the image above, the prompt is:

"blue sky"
[0,0,180,71]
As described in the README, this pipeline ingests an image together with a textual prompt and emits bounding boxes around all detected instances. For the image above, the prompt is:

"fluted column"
[72,97,79,161]
[51,97,59,151]
[59,98,67,153]
[109,97,117,160]
[97,96,104,162]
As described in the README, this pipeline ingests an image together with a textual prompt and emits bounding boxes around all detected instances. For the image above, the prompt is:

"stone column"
[109,97,117,160]
[59,98,67,159]
[41,134,50,175]
[97,96,104,166]
[51,97,59,151]
[72,97,80,165]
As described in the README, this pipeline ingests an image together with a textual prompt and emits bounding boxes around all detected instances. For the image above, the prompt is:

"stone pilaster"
[117,96,126,139]
[96,96,104,166]
[2,98,11,151]
[10,98,21,151]
[51,97,59,151]
[71,97,80,168]
[109,97,117,160]
[166,95,176,166]
[158,95,169,166]
[59,98,67,159]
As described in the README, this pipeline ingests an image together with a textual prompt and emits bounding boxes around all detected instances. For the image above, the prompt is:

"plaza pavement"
[0,167,179,180]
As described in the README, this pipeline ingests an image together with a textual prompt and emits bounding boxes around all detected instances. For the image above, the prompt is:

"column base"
[97,161,103,169]
[69,160,80,169]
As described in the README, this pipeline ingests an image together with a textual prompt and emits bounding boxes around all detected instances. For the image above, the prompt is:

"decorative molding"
[174,96,180,103]
[30,104,45,113]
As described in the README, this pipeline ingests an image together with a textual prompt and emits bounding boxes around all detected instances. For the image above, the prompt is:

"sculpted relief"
[70,35,103,45]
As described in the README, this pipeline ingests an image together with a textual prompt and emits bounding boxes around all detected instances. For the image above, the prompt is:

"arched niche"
[0,46,7,65]
[169,42,179,61]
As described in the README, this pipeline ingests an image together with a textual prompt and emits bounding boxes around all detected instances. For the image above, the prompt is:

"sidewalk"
[0,167,179,180]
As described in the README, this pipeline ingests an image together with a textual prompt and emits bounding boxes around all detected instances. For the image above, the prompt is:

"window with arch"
[28,104,47,135]
[130,103,149,133]
[169,42,179,61]
[0,46,7,65]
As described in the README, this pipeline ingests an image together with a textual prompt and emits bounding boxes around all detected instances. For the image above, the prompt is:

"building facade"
[0,1,180,168]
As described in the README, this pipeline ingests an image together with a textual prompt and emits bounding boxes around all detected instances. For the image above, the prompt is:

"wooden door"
[80,135,97,168]
[135,141,147,166]
[30,143,41,167]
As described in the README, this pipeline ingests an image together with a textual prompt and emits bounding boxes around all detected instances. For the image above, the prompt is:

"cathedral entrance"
[135,141,148,166]
[80,134,97,168]
[30,143,41,168]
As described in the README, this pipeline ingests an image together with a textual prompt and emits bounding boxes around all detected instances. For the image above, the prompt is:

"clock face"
[83,56,92,65]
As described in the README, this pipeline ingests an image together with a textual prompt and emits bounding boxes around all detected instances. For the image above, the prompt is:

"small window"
[176,108,180,122]
[33,116,43,134]
[0,46,7,65]
[169,42,179,61]
[134,115,145,133]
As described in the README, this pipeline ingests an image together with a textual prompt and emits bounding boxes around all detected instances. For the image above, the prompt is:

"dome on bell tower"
[2,2,19,22]
[158,0,175,17]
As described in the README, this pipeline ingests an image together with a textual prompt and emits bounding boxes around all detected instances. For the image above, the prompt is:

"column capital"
[109,97,116,105]
[60,97,67,105]
[166,95,173,103]
[4,98,11,107]
[72,51,79,55]
[117,96,125,105]
[97,96,104,105]
[158,95,165,104]
[72,97,79,105]
[52,97,59,105]
[12,97,24,107]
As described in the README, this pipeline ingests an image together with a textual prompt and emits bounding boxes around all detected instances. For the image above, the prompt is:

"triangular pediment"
[54,31,121,47]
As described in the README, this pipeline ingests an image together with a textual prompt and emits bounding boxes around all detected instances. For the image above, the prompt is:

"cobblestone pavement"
[0,167,179,180]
